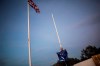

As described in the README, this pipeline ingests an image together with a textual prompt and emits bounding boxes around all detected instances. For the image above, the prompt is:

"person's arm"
[64,49,68,60]
[57,52,60,57]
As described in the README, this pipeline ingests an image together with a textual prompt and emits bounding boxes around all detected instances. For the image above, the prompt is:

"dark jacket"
[57,49,68,61]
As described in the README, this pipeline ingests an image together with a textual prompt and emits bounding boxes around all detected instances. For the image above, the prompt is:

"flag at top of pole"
[28,0,40,13]
[27,0,40,66]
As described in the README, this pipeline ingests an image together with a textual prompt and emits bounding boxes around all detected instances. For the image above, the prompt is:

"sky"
[0,0,100,66]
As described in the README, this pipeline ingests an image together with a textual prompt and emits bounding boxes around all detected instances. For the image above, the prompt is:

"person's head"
[60,47,63,51]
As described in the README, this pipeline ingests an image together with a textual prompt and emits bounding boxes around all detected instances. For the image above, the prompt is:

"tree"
[52,58,80,66]
[80,45,100,61]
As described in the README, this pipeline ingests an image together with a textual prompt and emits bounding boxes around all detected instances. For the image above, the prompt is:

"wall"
[74,58,96,66]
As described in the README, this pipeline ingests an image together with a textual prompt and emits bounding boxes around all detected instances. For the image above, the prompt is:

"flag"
[28,0,40,13]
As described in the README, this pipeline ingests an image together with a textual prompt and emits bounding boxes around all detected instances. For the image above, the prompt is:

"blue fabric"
[57,49,68,61]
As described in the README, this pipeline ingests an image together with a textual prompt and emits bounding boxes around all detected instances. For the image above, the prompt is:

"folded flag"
[28,0,40,13]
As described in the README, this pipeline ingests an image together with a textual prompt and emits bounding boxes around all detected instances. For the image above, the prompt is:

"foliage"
[80,45,100,61]
[52,58,80,66]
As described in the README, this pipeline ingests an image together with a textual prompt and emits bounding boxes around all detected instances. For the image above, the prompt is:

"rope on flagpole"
[51,13,62,48]
[27,3,32,66]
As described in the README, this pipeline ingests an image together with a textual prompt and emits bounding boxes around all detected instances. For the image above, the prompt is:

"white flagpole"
[27,3,32,66]
[51,13,62,48]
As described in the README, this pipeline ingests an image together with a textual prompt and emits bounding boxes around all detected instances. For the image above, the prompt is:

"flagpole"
[27,3,32,66]
[51,13,62,48]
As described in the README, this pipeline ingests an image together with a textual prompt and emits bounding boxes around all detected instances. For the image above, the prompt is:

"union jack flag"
[28,0,40,13]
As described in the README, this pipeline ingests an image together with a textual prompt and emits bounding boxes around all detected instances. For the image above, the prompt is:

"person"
[57,47,69,66]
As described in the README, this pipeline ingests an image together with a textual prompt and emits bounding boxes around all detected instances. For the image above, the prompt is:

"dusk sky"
[0,0,100,66]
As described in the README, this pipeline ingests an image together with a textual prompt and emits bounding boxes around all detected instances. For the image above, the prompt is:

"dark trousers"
[66,60,70,66]
[58,61,66,66]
